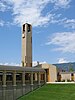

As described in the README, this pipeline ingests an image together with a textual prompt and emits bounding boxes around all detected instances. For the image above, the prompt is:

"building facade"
[0,65,46,100]
[36,63,57,82]
[60,72,75,82]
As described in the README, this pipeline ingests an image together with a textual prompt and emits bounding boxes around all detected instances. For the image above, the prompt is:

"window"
[71,73,73,76]
[23,24,25,31]
[28,24,30,32]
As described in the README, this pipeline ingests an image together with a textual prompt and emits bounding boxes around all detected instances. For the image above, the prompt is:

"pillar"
[3,71,6,87]
[38,72,41,87]
[22,71,25,95]
[44,72,46,83]
[2,70,6,100]
[31,72,33,91]
[13,71,16,86]
[13,71,16,100]
[35,73,38,81]
[22,71,25,85]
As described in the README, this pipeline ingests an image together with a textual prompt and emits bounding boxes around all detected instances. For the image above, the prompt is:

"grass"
[18,84,75,100]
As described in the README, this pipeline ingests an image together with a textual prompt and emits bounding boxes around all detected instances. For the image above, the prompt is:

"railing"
[0,81,45,100]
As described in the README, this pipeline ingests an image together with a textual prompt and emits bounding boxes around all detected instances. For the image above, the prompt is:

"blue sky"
[0,0,75,66]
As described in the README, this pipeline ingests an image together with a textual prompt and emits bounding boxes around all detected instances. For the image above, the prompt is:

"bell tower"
[22,23,32,67]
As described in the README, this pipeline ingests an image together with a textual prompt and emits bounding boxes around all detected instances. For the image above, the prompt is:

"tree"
[68,63,74,72]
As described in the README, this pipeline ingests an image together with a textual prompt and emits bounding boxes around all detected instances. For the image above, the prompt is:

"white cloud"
[46,32,75,53]
[58,18,75,29]
[50,17,75,30]
[0,1,11,12]
[12,0,52,27]
[0,20,4,26]
[53,0,71,9]
[0,0,71,27]
[58,58,69,63]
[9,63,21,66]
[0,2,6,12]
[39,61,47,64]
[0,61,46,67]
[1,0,51,27]
[33,61,47,66]
[11,0,72,27]
[33,61,38,67]
[64,19,75,29]
[0,62,21,66]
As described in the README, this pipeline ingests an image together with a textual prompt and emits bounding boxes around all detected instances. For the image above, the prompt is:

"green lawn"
[18,84,75,100]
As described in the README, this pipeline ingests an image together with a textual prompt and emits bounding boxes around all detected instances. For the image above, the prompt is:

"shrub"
[67,79,71,82]
[61,80,65,82]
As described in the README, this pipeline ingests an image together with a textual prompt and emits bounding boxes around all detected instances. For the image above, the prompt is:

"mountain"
[53,62,75,71]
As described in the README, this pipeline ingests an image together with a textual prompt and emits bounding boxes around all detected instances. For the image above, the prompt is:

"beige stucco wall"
[49,64,57,82]
[61,73,71,81]
[74,74,75,81]
[39,63,57,82]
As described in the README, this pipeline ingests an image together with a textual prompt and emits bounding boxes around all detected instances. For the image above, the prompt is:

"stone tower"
[22,23,32,67]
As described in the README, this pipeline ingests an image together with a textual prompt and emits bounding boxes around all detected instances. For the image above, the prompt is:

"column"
[38,72,41,87]
[35,73,37,81]
[22,71,25,86]
[31,72,33,91]
[22,71,25,95]
[44,72,46,83]
[3,70,6,87]
[2,70,6,100]
[13,71,16,100]
[13,71,16,86]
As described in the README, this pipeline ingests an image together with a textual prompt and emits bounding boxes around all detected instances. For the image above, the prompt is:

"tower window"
[23,24,25,31]
[28,24,30,32]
